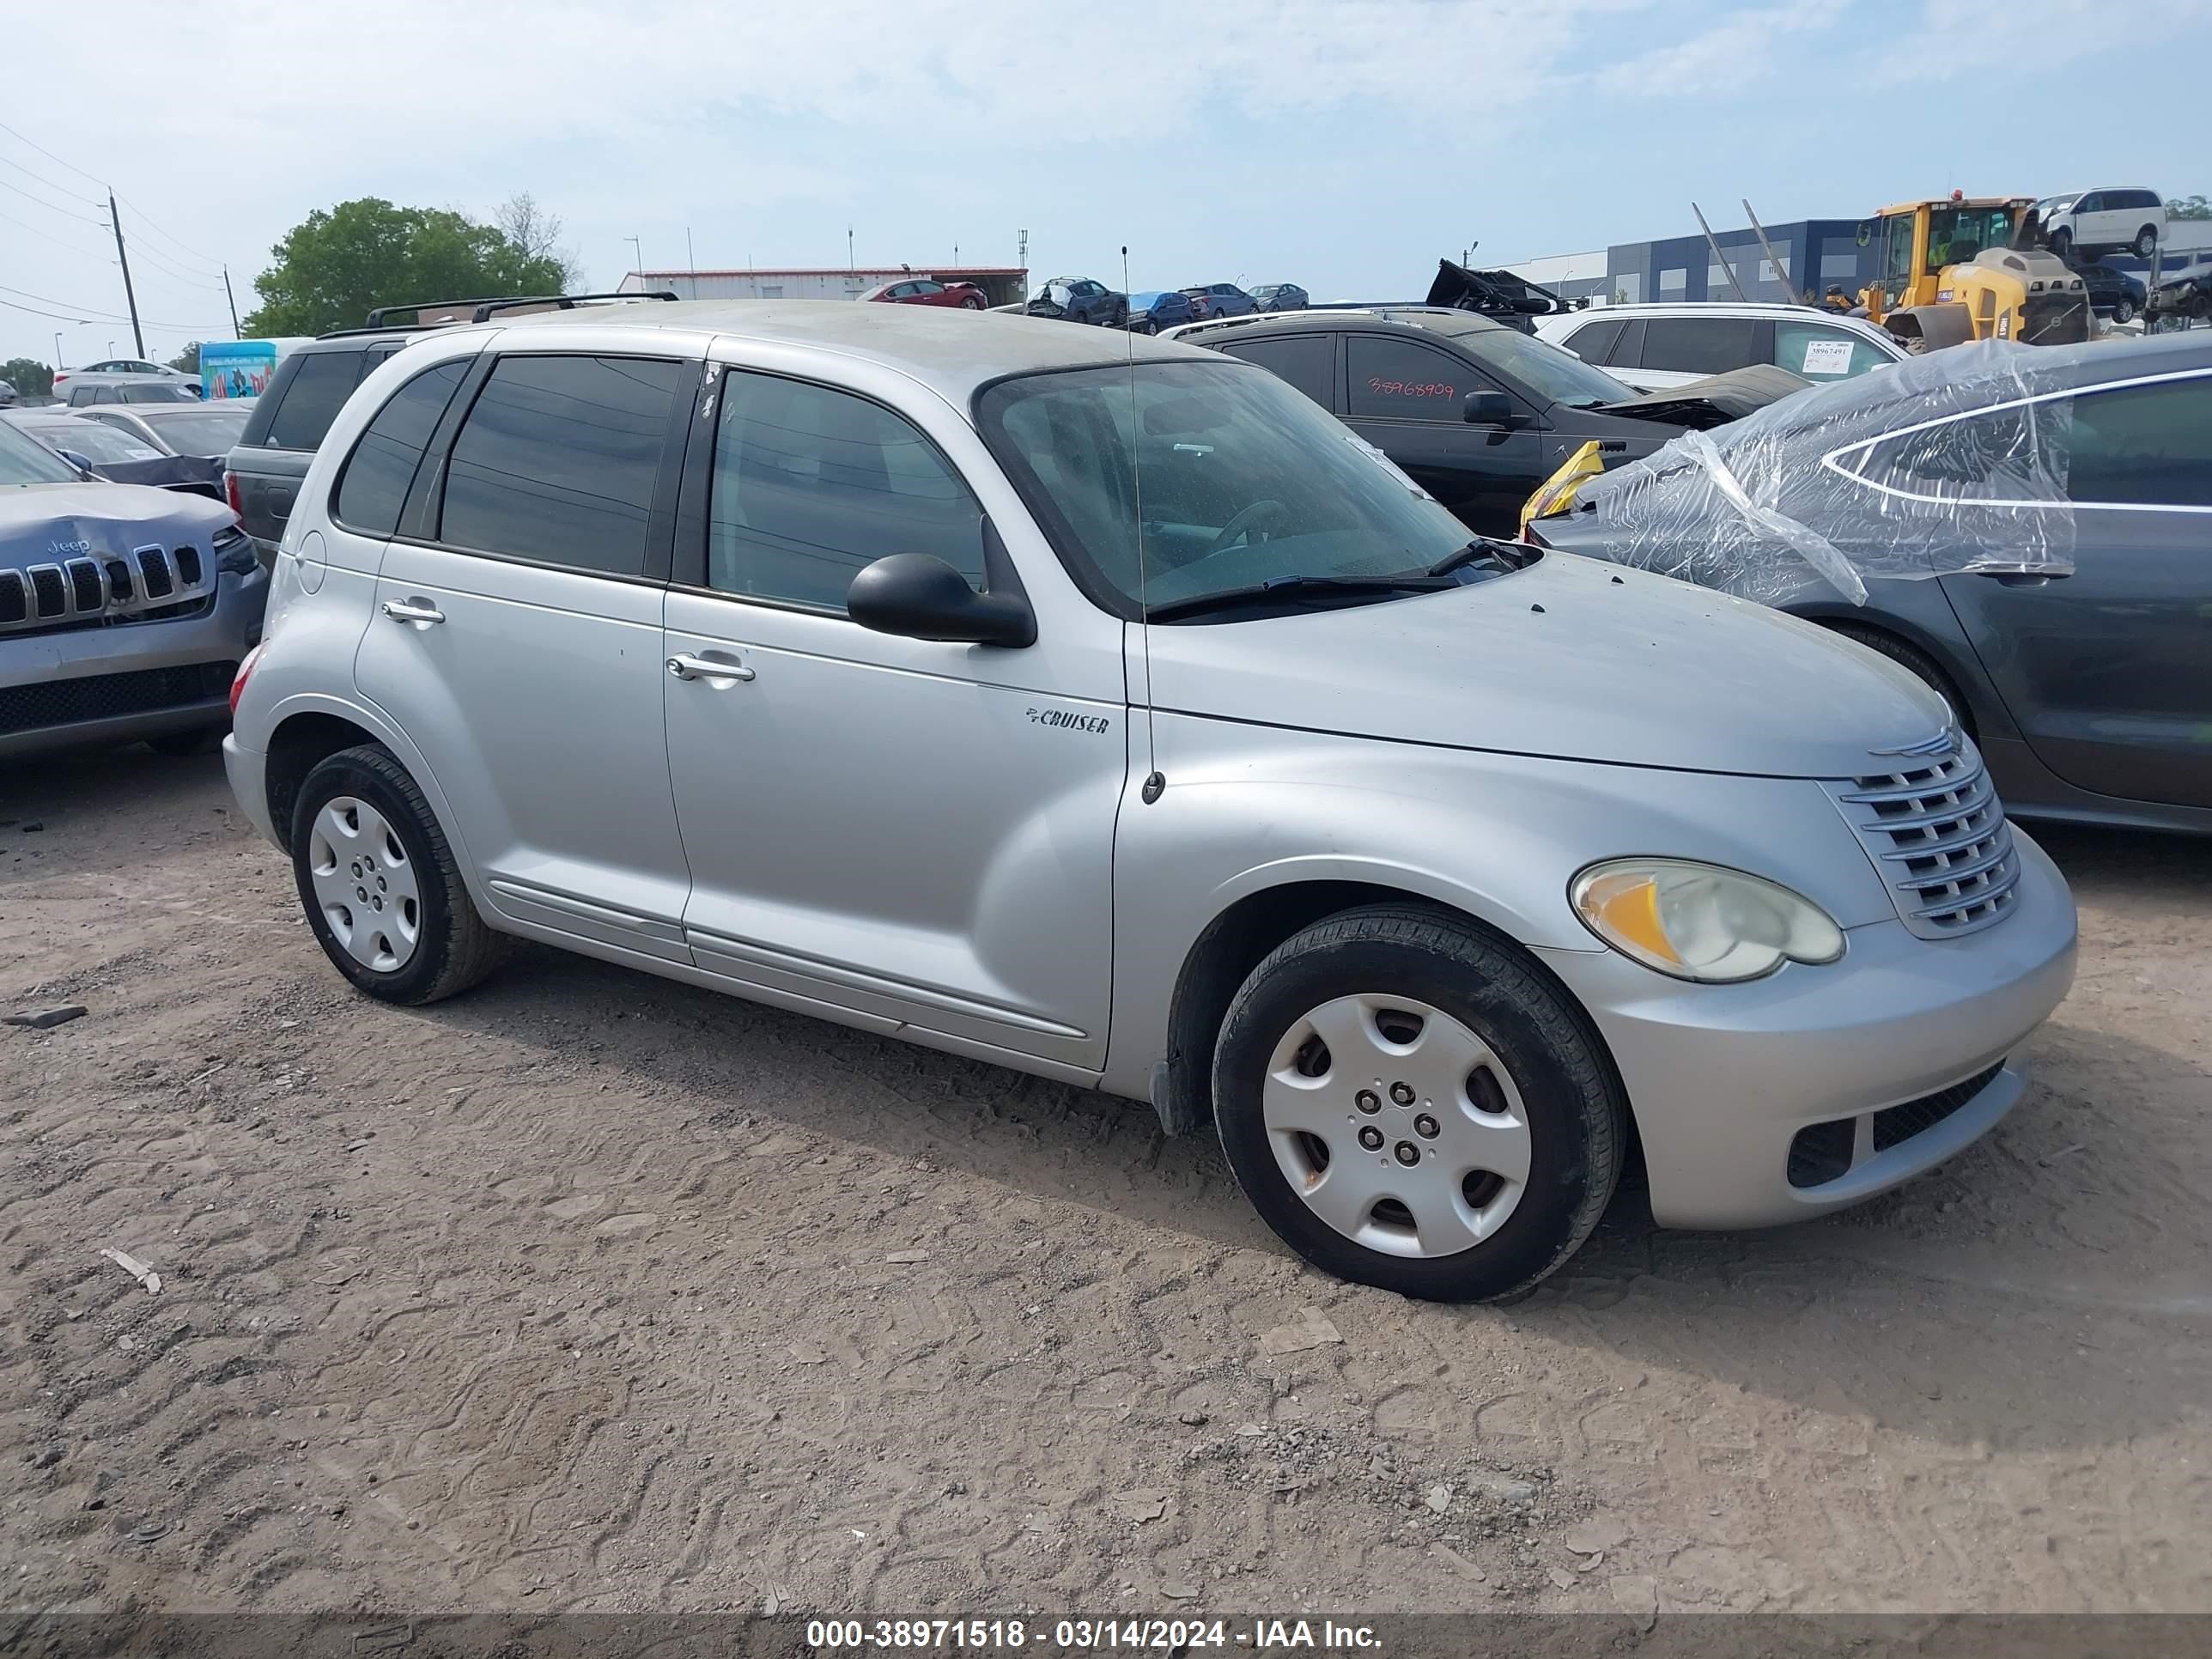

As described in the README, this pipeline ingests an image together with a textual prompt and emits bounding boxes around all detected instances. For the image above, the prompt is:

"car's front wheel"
[2050,227,2073,258]
[2114,297,2136,325]
[1212,905,1625,1302]
[290,744,505,1006]
[2135,226,2159,258]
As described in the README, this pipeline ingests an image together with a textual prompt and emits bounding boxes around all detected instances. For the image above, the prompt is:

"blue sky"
[5,0,2209,364]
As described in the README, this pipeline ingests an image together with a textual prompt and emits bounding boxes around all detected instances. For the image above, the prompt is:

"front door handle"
[380,598,445,623]
[666,653,755,684]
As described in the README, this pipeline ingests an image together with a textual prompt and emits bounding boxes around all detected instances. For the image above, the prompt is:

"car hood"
[1142,550,1949,780]
[0,481,234,572]
[1601,365,1810,429]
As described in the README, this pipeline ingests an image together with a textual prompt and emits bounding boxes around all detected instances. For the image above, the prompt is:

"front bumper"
[0,564,267,759]
[1537,826,2078,1230]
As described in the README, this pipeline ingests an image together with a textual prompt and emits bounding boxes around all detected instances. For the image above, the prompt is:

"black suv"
[225,292,672,563]
[1169,307,1804,538]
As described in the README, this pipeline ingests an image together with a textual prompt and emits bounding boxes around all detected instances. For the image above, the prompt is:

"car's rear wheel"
[1212,905,1624,1302]
[290,744,505,1006]
[961,296,982,310]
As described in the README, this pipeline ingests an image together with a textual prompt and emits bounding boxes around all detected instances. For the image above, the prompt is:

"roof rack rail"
[347,289,681,331]
[469,289,678,322]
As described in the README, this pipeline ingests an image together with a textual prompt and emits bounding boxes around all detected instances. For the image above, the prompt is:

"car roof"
[477,297,1210,402]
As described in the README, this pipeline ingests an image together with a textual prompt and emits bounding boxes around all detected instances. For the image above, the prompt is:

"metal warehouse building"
[1512,219,1881,307]
[617,266,1030,307]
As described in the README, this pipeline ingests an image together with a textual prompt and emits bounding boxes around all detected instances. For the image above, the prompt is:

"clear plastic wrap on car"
[1570,340,2077,605]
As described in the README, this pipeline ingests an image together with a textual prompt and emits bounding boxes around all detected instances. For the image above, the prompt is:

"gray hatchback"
[224,301,2077,1301]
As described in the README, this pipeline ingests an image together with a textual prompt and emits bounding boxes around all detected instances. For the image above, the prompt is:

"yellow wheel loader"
[1856,194,2091,350]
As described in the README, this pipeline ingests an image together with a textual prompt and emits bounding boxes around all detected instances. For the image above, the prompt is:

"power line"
[0,204,118,264]
[0,171,107,224]
[0,148,103,208]
[118,235,232,292]
[0,118,106,189]
[114,194,228,273]
[0,281,226,331]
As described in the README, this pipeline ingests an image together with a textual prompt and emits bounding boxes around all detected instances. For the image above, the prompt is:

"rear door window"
[1219,335,1335,410]
[1559,318,1625,366]
[1346,336,1471,420]
[1638,316,1758,376]
[333,361,470,536]
[264,349,367,450]
[1774,321,1891,381]
[2062,375,2212,507]
[437,354,684,575]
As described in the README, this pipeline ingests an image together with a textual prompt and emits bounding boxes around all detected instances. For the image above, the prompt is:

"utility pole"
[107,191,145,357]
[222,267,241,337]
[848,226,854,273]
[52,332,63,369]
[685,226,696,299]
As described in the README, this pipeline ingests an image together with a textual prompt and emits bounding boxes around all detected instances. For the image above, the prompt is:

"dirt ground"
[3,747,2209,1619]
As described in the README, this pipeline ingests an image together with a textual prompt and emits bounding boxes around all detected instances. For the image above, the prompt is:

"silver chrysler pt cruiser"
[223,300,2077,1301]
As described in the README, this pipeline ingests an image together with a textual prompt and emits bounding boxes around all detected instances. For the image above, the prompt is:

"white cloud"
[1589,8,1831,97]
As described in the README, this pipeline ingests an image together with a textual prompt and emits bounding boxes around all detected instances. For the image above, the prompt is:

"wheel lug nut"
[1413,1114,1440,1139]
[1394,1141,1420,1166]
[1389,1081,1416,1106]
[1357,1126,1384,1152]
[356,885,368,901]
[1354,1089,1381,1115]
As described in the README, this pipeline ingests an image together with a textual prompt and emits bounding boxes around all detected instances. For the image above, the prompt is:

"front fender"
[1099,714,1893,1102]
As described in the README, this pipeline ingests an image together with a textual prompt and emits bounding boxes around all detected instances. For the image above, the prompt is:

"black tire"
[289,744,505,1006]
[2135,226,2158,258]
[2050,227,2072,258]
[147,723,224,757]
[1826,623,1976,741]
[1212,904,1626,1303]
[2114,297,2136,325]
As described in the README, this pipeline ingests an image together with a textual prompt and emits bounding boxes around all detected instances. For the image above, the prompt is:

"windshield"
[0,419,87,484]
[1453,322,1636,409]
[2037,195,2076,216]
[141,408,250,452]
[22,420,161,464]
[1925,207,2015,271]
[976,360,1498,617]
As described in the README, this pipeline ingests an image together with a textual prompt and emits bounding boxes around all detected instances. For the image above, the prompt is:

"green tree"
[168,342,202,377]
[1,356,53,397]
[243,197,569,337]
[2168,194,2209,222]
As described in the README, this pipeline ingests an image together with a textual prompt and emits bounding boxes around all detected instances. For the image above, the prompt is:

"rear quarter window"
[252,349,368,452]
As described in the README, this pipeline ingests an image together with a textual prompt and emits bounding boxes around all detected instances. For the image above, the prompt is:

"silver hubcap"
[1262,994,1531,1258]
[307,796,421,973]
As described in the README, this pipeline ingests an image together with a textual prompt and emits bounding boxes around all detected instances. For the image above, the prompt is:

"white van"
[2037,189,2165,259]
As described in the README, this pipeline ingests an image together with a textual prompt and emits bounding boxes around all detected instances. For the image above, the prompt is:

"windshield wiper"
[1145,573,1449,623]
[1424,537,1533,578]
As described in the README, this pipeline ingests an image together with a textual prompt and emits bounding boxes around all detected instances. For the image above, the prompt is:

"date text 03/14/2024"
[804,1620,1381,1650]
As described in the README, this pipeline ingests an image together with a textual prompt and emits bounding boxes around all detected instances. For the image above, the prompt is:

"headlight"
[1571,859,1844,983]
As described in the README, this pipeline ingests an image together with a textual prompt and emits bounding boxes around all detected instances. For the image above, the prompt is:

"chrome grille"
[1826,734,2021,939]
[0,543,214,636]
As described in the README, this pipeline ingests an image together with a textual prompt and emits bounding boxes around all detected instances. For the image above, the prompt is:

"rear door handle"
[666,653,755,684]
[380,598,445,624]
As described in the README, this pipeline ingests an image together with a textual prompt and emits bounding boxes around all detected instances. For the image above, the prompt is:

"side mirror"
[848,553,1036,647]
[58,449,96,473]
[1463,391,1513,426]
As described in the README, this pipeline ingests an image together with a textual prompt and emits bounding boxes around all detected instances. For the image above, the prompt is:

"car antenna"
[1126,244,1164,805]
